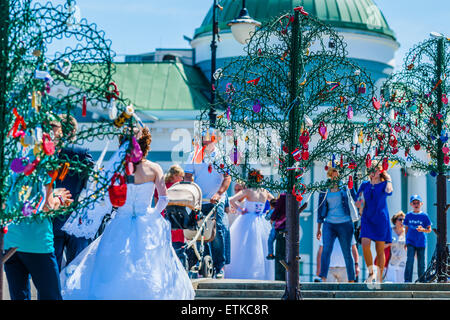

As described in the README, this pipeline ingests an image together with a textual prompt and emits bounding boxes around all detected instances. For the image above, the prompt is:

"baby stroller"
[164,181,217,278]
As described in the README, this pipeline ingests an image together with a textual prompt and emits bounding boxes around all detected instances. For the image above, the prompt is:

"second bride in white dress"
[225,170,275,280]
[59,127,195,300]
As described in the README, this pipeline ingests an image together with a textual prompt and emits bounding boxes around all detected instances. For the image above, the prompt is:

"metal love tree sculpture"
[199,7,393,299]
[0,0,141,299]
[381,35,450,282]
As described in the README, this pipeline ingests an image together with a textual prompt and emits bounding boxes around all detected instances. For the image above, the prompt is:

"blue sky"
[51,0,449,71]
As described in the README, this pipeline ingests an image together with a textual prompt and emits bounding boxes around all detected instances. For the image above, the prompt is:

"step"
[193,280,450,292]
[300,283,450,292]
[194,289,450,300]
[195,289,284,299]
[193,279,286,291]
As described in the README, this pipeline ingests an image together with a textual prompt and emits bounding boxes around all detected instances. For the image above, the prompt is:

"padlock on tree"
[53,58,72,78]
[106,82,120,120]
[358,82,366,94]
[372,97,381,110]
[42,133,55,156]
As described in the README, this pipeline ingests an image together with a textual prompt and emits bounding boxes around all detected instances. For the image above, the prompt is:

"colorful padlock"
[42,133,55,156]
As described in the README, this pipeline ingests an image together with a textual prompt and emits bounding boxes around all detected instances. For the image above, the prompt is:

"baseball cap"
[410,194,423,203]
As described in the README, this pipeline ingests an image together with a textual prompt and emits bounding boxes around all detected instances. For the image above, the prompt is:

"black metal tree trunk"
[284,10,302,300]
[0,0,10,300]
[435,37,448,283]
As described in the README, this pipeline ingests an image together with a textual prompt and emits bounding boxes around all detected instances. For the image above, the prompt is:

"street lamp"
[227,0,261,45]
[209,0,221,128]
[210,0,260,127]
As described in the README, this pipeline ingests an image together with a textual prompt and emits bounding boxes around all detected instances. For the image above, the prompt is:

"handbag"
[108,173,127,207]
[346,187,360,222]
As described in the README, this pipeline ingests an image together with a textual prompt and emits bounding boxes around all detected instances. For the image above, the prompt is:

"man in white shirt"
[183,130,231,278]
[316,236,360,282]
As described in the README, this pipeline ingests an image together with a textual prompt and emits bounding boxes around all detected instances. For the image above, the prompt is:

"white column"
[312,161,327,280]
[407,169,428,212]
[387,167,403,217]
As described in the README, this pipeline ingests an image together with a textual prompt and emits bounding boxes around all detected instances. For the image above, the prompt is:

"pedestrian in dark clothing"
[270,193,287,281]
[50,114,94,271]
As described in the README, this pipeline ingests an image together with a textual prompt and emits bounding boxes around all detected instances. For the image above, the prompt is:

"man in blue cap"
[403,194,432,282]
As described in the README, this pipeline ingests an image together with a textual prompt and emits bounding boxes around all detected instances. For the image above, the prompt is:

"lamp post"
[210,0,260,129]
[208,0,220,128]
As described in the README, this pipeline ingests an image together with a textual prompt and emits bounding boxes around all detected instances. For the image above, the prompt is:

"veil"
[61,141,129,239]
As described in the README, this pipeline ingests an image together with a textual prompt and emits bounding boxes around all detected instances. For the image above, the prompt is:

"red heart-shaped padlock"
[372,97,381,110]
[299,130,310,146]
[42,133,55,156]
[301,150,309,161]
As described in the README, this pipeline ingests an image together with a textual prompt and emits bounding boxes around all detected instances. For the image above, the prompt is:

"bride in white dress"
[225,170,275,280]
[59,127,195,300]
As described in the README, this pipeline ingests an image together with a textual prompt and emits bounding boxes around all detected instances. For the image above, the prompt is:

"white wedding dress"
[60,181,195,300]
[225,201,275,280]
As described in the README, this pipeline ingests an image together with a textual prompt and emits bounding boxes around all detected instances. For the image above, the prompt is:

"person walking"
[183,129,231,279]
[225,170,275,280]
[3,120,74,300]
[316,163,357,282]
[316,236,360,282]
[270,193,287,281]
[227,181,246,227]
[265,199,278,260]
[355,161,393,283]
[155,164,187,265]
[404,195,432,282]
[60,127,195,299]
[384,211,407,283]
[50,114,94,271]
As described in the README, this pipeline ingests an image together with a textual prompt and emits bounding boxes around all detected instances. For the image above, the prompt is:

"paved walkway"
[2,271,37,300]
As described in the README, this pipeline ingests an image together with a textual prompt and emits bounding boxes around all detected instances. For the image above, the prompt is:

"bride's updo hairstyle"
[136,126,152,159]
[119,126,152,161]
[248,169,263,188]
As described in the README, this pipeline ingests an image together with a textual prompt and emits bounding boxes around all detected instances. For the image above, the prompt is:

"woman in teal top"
[3,183,72,300]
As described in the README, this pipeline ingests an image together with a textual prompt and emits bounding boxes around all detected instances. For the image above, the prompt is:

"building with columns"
[77,0,445,281]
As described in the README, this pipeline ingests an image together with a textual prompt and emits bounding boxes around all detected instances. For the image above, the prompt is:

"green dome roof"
[194,0,396,40]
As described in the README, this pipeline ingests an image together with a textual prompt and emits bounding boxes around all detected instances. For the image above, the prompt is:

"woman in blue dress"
[355,161,393,283]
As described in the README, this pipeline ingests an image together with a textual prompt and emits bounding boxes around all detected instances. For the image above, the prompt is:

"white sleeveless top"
[244,201,266,215]
[116,181,155,217]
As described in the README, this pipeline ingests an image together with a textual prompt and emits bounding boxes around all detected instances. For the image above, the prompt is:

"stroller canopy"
[167,181,202,211]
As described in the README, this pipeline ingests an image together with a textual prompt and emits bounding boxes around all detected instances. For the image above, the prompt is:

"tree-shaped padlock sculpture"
[0,0,142,298]
[381,35,450,282]
[199,7,393,299]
